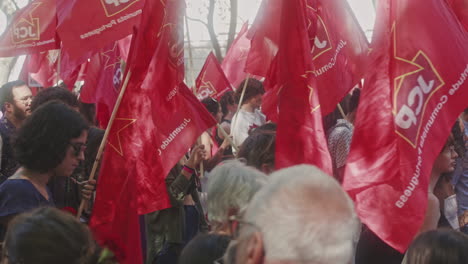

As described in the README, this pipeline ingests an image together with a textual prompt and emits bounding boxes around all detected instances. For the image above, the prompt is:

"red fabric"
[195,52,233,100]
[28,50,60,87]
[274,0,332,174]
[56,0,143,78]
[304,0,369,115]
[80,43,123,128]
[343,0,468,252]
[221,22,251,88]
[0,0,59,57]
[245,0,282,77]
[261,55,280,122]
[447,0,468,30]
[90,1,216,263]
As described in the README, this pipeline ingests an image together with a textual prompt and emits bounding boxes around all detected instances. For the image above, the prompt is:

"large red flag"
[247,0,368,115]
[195,52,233,100]
[56,0,144,77]
[343,0,468,252]
[221,22,251,88]
[0,0,59,57]
[245,0,282,77]
[90,1,216,263]
[447,0,468,30]
[80,43,123,128]
[303,0,369,115]
[274,0,332,174]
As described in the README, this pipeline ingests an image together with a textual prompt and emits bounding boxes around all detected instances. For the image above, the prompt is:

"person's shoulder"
[0,179,34,194]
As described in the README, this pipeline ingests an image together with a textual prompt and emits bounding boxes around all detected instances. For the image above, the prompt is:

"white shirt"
[231,109,266,148]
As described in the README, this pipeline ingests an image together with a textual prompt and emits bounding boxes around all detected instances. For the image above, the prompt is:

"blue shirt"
[0,179,55,239]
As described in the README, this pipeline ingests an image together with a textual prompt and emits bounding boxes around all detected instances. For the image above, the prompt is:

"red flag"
[90,1,216,263]
[56,0,143,76]
[245,0,282,77]
[80,43,123,128]
[303,0,369,115]
[195,52,233,100]
[447,0,468,30]
[221,22,251,88]
[343,0,468,252]
[28,50,60,87]
[0,0,59,57]
[274,0,332,174]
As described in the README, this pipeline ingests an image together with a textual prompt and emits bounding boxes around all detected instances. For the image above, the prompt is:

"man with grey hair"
[207,160,268,235]
[234,165,359,264]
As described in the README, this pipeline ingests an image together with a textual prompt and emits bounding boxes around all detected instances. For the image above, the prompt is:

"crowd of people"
[0,78,467,264]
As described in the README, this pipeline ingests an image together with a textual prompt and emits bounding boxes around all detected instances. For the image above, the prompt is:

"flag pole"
[229,74,250,153]
[56,50,61,86]
[337,103,346,119]
[217,123,238,153]
[76,70,133,219]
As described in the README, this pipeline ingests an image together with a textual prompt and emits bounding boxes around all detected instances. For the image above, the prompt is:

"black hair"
[348,88,361,114]
[0,80,27,110]
[406,229,468,264]
[179,234,231,264]
[220,90,236,117]
[235,78,264,105]
[30,86,79,112]
[14,101,89,173]
[2,207,100,264]
[201,97,220,117]
[237,123,276,170]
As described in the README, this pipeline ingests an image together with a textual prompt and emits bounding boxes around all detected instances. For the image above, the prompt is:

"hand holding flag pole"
[76,71,133,220]
[217,123,238,153]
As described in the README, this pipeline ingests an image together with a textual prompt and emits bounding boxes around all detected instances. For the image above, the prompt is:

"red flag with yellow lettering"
[56,0,143,77]
[195,52,233,100]
[90,1,216,262]
[274,0,332,174]
[344,0,468,252]
[0,0,59,57]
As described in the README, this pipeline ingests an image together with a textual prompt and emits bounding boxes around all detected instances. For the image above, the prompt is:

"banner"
[57,0,144,73]
[274,0,332,174]
[90,1,216,263]
[0,0,59,57]
[343,0,468,252]
[195,52,233,100]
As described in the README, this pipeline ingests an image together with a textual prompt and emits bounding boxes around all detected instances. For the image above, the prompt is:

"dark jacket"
[145,164,208,264]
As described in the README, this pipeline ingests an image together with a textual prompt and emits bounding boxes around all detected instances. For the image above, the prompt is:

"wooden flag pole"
[229,74,250,155]
[217,123,238,153]
[76,71,133,219]
[337,103,346,119]
[56,50,61,86]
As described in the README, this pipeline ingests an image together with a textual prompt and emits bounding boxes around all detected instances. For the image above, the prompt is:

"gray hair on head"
[242,165,359,264]
[207,160,268,225]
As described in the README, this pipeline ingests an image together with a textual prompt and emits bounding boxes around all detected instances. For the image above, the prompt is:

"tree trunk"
[207,0,223,61]
[226,0,238,51]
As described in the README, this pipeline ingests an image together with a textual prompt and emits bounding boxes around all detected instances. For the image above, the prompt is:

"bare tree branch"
[186,15,209,28]
[226,0,238,51]
[207,0,223,61]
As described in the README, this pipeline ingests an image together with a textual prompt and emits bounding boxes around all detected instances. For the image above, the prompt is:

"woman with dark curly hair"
[0,101,89,240]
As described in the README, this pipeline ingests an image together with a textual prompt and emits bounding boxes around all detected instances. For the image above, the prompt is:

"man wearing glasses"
[0,80,33,184]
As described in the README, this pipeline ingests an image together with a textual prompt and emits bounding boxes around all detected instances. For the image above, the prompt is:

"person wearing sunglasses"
[0,101,89,241]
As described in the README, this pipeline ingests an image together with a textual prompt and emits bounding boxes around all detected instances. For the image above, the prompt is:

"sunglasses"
[69,142,86,157]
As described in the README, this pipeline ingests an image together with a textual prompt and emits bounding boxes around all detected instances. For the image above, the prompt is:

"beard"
[12,104,27,121]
